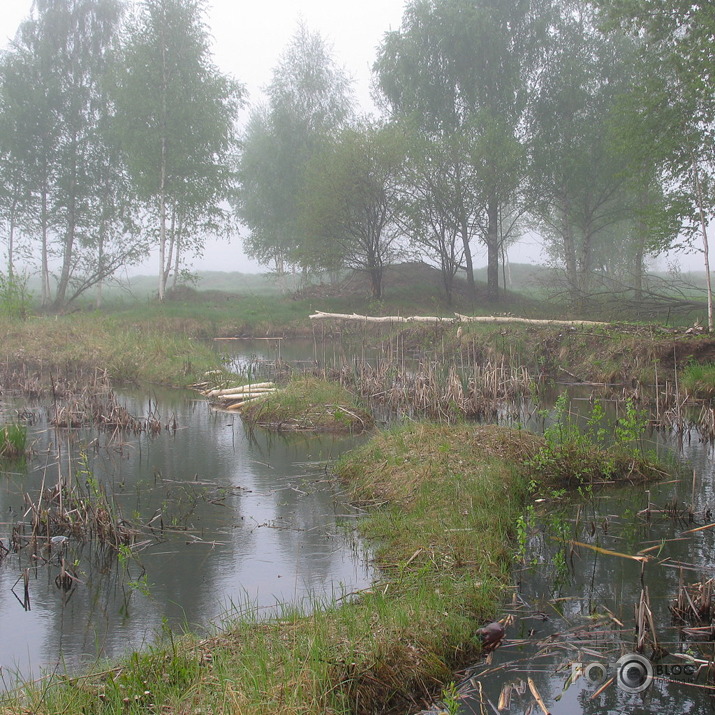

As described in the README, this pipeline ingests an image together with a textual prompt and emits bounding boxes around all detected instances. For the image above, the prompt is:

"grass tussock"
[241,377,374,433]
[0,423,26,459]
[681,361,715,399]
[525,394,669,490]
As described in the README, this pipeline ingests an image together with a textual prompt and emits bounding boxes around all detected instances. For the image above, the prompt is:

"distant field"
[14,261,712,327]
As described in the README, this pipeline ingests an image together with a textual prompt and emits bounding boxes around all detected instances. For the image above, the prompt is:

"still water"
[220,341,715,713]
[4,337,715,714]
[456,427,715,714]
[0,383,372,688]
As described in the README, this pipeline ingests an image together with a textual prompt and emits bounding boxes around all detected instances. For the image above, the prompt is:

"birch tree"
[114,0,242,300]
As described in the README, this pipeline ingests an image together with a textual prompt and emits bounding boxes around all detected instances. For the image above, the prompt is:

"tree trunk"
[486,198,499,302]
[172,213,183,289]
[369,266,383,299]
[577,224,594,299]
[7,197,17,280]
[631,185,648,302]
[561,206,579,305]
[95,226,105,309]
[172,242,180,288]
[694,159,713,331]
[54,147,78,310]
[454,163,475,302]
[158,17,169,302]
[41,186,51,306]
[459,216,475,303]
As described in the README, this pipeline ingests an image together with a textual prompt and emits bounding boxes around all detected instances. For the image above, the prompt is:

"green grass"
[680,361,715,398]
[0,423,26,459]
[0,313,223,388]
[241,377,374,432]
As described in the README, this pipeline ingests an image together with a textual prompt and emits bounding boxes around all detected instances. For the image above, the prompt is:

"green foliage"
[0,422,27,459]
[236,22,353,273]
[300,122,407,299]
[614,398,648,446]
[113,0,243,300]
[0,272,32,319]
[439,682,461,714]
[4,0,141,309]
[526,393,656,488]
[514,503,535,564]
[375,0,540,301]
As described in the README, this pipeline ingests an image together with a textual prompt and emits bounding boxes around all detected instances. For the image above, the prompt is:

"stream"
[2,337,715,714]
[0,380,372,689]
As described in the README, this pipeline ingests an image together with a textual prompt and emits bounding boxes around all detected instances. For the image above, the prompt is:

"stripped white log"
[309,311,409,323]
[222,394,271,411]
[220,392,275,404]
[206,382,276,397]
[453,313,608,327]
[309,310,608,327]
[214,387,277,399]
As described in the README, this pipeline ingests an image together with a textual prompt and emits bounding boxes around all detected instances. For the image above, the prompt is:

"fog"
[0,1,708,283]
[1,0,407,276]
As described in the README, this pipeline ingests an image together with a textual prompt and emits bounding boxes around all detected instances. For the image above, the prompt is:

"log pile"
[198,382,279,412]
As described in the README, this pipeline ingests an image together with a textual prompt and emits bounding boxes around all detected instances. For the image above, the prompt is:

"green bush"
[0,271,32,320]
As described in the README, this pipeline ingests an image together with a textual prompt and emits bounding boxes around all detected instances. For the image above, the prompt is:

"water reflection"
[0,388,372,688]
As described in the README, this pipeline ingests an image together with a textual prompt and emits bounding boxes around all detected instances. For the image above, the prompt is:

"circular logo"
[583,662,608,687]
[616,653,653,693]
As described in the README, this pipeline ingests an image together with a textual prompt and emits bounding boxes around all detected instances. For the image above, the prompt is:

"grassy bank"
[2,421,664,715]
[3,281,715,392]
[0,313,222,387]
[241,377,374,432]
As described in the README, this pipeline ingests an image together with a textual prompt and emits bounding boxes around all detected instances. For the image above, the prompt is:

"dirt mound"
[294,261,480,302]
[164,285,242,303]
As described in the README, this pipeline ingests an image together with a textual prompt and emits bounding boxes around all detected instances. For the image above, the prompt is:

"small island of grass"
[240,377,374,433]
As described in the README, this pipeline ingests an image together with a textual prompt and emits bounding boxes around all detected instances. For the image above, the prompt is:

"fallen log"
[308,311,449,324]
[205,382,276,398]
[221,394,271,412]
[217,395,274,407]
[212,388,277,399]
[309,310,609,327]
[453,313,608,327]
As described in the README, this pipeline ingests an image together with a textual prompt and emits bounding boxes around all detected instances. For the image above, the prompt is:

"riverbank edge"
[1,422,663,715]
[3,310,715,394]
